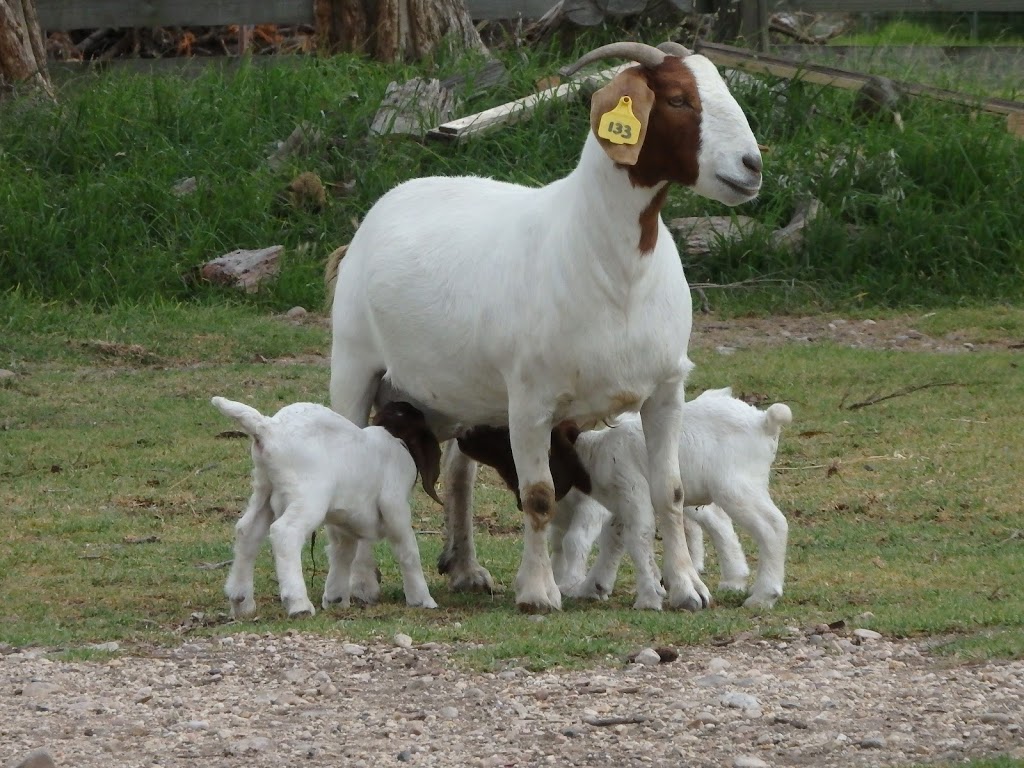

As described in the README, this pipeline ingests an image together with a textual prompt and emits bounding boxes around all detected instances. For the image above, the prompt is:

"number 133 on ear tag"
[598,96,641,145]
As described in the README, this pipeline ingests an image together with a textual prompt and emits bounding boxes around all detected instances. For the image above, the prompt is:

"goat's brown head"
[562,41,763,204]
[372,401,442,505]
[457,421,591,511]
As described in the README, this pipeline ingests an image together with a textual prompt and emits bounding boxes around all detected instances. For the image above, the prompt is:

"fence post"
[739,0,768,51]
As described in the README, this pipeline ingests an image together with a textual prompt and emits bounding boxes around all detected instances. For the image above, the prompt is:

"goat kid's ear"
[408,429,443,506]
[590,68,655,166]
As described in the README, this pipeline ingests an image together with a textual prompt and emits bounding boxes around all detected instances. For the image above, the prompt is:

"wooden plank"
[37,0,313,29]
[695,41,1024,117]
[38,0,560,29]
[766,0,1024,11]
[426,64,628,143]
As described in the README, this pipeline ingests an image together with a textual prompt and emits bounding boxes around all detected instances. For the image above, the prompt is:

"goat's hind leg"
[322,524,358,609]
[224,471,273,618]
[381,494,438,609]
[437,442,495,592]
[268,503,322,617]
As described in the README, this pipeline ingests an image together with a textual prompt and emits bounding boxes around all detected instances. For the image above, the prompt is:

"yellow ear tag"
[597,96,641,145]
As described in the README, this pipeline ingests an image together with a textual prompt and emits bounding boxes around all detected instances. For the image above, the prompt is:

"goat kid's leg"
[224,474,273,618]
[322,524,358,609]
[551,490,606,590]
[616,484,665,610]
[641,382,710,611]
[329,344,385,600]
[567,508,625,601]
[721,493,788,609]
[268,504,321,618]
[381,495,438,609]
[508,401,561,612]
[689,503,750,592]
[347,540,382,605]
[437,442,494,592]
[684,511,706,574]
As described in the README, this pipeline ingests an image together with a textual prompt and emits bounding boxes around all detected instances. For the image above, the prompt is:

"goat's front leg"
[641,381,710,611]
[437,442,495,592]
[508,397,561,612]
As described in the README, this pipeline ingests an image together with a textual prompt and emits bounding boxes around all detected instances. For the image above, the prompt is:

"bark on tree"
[315,0,487,62]
[0,0,53,99]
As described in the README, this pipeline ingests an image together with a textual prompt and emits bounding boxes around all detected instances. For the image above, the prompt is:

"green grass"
[1,27,1022,311]
[2,297,1023,668]
[833,17,1024,46]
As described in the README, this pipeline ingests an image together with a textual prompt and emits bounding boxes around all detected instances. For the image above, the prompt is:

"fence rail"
[35,0,559,29]
[36,0,1024,37]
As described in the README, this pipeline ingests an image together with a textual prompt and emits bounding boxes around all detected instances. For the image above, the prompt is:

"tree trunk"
[0,0,53,99]
[315,0,487,62]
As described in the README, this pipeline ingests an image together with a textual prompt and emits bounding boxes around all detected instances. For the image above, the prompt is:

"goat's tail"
[211,396,269,438]
[763,403,793,434]
[323,243,349,309]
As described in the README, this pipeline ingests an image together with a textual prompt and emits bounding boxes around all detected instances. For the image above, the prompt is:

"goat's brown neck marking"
[638,186,669,255]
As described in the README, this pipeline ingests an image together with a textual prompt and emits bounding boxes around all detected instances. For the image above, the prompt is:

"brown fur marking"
[637,186,670,255]
[371,401,443,505]
[624,58,704,189]
[524,483,555,531]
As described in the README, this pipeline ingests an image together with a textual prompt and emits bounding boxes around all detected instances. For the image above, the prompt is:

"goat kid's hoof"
[407,596,439,609]
[718,578,749,593]
[564,580,610,601]
[322,595,351,610]
[516,598,561,614]
[632,592,665,611]
[285,600,317,619]
[668,585,712,612]
[229,596,256,619]
[447,563,496,594]
[743,591,781,610]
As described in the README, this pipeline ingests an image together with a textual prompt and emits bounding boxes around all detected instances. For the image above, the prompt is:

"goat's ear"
[590,68,655,166]
[407,428,443,506]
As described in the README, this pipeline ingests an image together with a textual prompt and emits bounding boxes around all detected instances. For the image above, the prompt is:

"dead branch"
[583,715,647,727]
[842,381,960,411]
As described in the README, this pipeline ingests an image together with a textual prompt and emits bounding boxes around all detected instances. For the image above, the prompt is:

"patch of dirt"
[2,630,1021,767]
[691,313,1011,354]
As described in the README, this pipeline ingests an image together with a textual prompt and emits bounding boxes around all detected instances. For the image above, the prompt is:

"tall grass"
[1,32,1022,310]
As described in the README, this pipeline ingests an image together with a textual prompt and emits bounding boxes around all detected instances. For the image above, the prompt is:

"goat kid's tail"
[763,403,793,434]
[210,396,269,438]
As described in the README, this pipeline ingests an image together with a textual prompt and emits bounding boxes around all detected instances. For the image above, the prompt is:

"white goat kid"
[551,499,750,601]
[551,388,792,609]
[329,41,763,612]
[212,397,441,618]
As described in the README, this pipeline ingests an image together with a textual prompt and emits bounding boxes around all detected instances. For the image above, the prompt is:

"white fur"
[329,52,762,612]
[551,388,791,609]
[212,397,437,618]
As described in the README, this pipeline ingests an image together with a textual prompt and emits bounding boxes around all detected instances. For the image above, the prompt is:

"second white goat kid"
[550,388,792,609]
[329,41,763,612]
[212,397,442,618]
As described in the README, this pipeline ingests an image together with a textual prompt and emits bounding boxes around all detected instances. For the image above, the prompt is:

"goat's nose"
[742,152,763,175]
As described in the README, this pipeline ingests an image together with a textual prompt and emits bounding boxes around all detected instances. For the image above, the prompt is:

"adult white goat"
[329,41,763,612]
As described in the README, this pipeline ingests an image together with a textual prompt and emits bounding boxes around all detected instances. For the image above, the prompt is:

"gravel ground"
[3,628,1022,768]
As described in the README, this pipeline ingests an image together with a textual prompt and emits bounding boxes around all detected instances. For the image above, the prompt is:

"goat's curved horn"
[657,40,693,57]
[559,42,667,78]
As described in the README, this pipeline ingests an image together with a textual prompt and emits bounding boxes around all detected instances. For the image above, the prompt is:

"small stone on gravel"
[854,629,883,641]
[634,648,661,666]
[286,306,308,319]
[721,692,760,710]
[732,756,769,768]
[860,736,886,749]
[342,643,366,656]
[7,749,57,768]
[980,712,1012,724]
[394,633,413,649]
[439,706,459,719]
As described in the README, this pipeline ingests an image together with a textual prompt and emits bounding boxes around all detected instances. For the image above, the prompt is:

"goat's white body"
[550,388,791,609]
[336,140,690,431]
[330,53,763,612]
[212,398,437,617]
[332,137,699,611]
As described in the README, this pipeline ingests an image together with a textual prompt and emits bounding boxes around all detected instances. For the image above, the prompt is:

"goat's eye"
[667,95,690,109]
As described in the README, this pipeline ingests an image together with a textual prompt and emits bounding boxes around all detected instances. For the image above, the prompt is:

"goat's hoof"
[349,578,382,605]
[632,593,664,611]
[516,598,560,614]
[284,597,317,618]
[743,592,780,610]
[447,562,496,594]
[228,596,256,619]
[322,595,351,610]
[407,596,439,609]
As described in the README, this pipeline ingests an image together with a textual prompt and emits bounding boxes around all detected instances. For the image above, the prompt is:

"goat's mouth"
[715,174,760,199]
